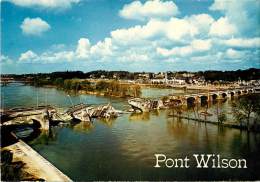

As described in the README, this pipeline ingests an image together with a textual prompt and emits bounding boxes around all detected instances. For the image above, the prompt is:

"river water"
[1,83,260,180]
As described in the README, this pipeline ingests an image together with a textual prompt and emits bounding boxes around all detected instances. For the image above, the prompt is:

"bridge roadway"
[5,134,72,181]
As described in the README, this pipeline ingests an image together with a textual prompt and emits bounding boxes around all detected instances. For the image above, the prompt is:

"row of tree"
[3,68,260,82]
[168,94,260,132]
[33,77,141,98]
[232,94,260,131]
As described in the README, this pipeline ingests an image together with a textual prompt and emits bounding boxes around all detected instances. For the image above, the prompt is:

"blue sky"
[1,0,260,74]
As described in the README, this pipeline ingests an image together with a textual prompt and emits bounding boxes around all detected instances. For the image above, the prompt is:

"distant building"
[182,73,194,78]
[137,73,149,79]
[113,74,118,79]
[151,79,165,84]
[168,77,186,85]
[153,72,165,79]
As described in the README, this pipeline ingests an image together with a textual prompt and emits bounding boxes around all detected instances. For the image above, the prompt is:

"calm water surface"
[2,84,260,180]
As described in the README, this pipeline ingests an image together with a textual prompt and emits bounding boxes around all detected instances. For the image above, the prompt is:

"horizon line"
[1,67,260,76]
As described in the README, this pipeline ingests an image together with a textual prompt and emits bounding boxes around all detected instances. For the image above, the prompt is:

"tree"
[232,94,260,131]
[53,77,64,87]
[218,112,227,124]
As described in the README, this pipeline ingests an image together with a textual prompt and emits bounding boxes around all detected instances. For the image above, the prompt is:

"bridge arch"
[229,91,235,97]
[236,90,242,95]
[211,94,218,100]
[32,119,42,128]
[187,97,195,107]
[200,95,208,106]
[221,92,227,99]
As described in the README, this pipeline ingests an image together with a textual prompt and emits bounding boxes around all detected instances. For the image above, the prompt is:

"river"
[1,83,260,180]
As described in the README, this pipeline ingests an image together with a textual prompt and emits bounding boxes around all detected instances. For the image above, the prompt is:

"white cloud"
[225,49,245,59]
[191,39,212,51]
[0,55,13,64]
[221,37,260,48]
[119,0,179,21]
[157,39,212,57]
[210,0,233,11]
[20,17,51,36]
[111,25,147,45]
[19,49,75,63]
[209,17,237,37]
[190,52,223,62]
[120,52,149,63]
[210,0,260,35]
[41,51,75,62]
[186,14,214,35]
[90,38,113,58]
[13,1,259,71]
[4,0,80,9]
[165,18,198,41]
[157,46,192,57]
[17,13,212,64]
[76,38,91,59]
[111,14,212,45]
[19,50,38,61]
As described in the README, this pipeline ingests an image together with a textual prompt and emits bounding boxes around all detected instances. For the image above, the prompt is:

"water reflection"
[98,118,117,127]
[129,112,150,121]
[72,121,94,133]
[30,127,58,145]
[166,118,189,137]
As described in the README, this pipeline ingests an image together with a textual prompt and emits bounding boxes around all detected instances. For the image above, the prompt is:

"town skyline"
[2,68,259,83]
[1,0,260,74]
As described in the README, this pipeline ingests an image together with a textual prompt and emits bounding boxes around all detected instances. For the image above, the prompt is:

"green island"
[32,77,141,98]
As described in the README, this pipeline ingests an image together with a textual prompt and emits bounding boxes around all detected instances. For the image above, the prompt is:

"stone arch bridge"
[128,87,257,112]
[1,106,56,131]
[168,87,256,106]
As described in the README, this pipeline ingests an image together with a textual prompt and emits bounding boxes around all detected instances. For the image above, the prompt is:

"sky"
[1,0,260,74]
